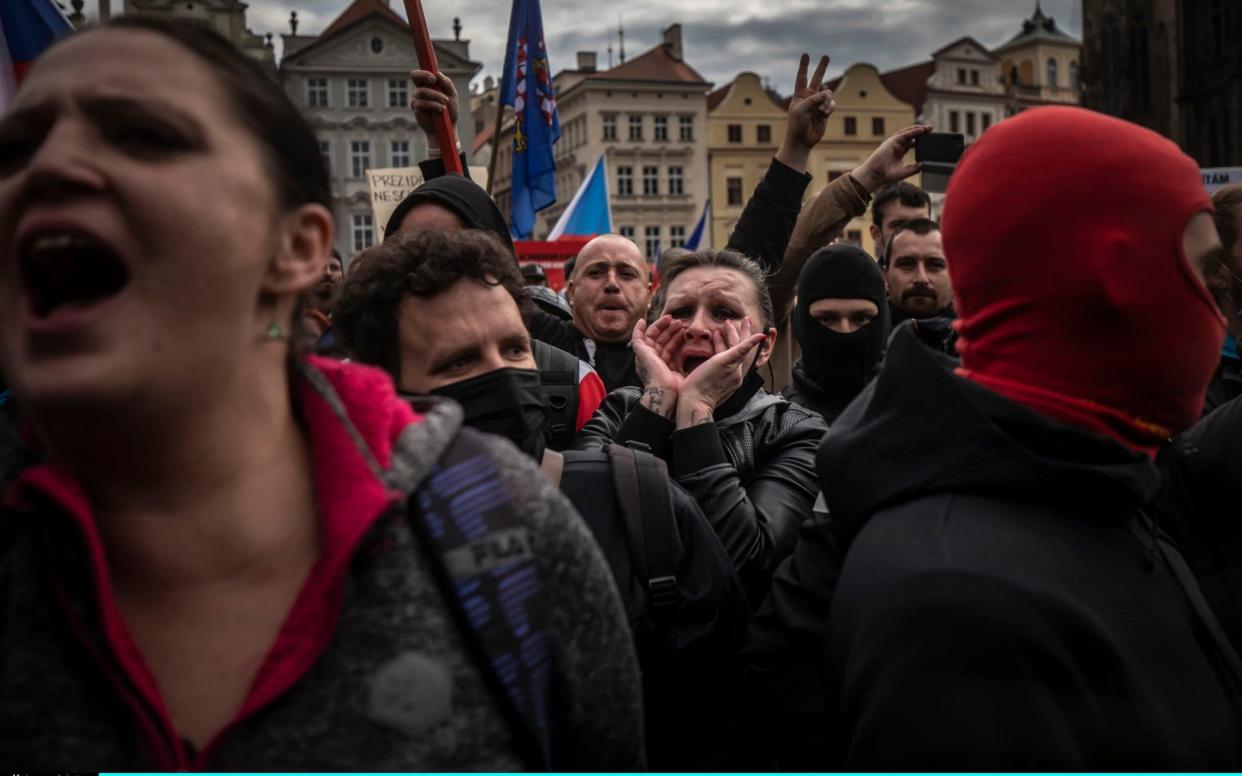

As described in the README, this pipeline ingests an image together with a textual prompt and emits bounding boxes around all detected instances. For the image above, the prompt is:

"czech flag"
[0,0,73,111]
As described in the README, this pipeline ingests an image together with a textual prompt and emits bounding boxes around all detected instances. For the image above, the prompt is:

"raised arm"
[768,124,931,324]
[725,54,834,273]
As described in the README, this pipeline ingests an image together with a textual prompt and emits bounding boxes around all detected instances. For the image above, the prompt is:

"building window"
[1069,61,1080,91]
[654,115,669,141]
[726,176,743,206]
[679,115,694,141]
[1046,58,1058,87]
[727,124,742,143]
[617,166,634,196]
[319,140,331,172]
[668,166,684,195]
[843,116,857,136]
[628,115,643,141]
[957,68,966,84]
[307,77,329,108]
[981,113,992,131]
[845,229,862,247]
[347,78,369,108]
[872,117,885,136]
[603,113,617,141]
[645,226,661,259]
[352,213,374,253]
[643,165,659,195]
[669,225,686,248]
[949,111,960,133]
[370,37,383,54]
[619,226,636,240]
[757,124,772,144]
[388,78,408,108]
[350,140,371,178]
[966,112,976,136]
[391,140,410,168]
[970,69,980,86]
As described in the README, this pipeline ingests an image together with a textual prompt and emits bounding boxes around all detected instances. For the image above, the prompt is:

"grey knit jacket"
[0,361,645,771]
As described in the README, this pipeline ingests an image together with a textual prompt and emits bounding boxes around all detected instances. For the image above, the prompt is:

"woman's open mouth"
[681,353,712,374]
[18,228,129,325]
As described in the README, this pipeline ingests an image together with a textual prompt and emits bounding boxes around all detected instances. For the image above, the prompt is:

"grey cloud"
[81,0,1080,95]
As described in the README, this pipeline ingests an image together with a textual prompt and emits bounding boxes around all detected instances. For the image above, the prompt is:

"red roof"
[878,60,934,114]
[707,83,731,110]
[320,0,405,39]
[593,43,709,84]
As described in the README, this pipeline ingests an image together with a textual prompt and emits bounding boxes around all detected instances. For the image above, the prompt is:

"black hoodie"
[820,327,1242,769]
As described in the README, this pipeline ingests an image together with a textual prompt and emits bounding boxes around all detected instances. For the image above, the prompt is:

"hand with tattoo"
[676,316,769,430]
[632,315,685,418]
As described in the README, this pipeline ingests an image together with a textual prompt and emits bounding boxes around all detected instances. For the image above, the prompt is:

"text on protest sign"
[366,166,491,240]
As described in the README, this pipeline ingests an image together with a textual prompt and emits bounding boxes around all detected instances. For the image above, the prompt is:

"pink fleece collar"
[6,358,422,769]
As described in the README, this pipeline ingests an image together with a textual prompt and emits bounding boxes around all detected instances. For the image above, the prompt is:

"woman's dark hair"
[333,230,531,375]
[96,16,331,212]
[651,249,774,331]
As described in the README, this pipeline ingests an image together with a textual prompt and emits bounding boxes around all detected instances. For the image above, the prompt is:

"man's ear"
[263,203,335,297]
[1206,257,1229,294]
[754,326,778,370]
[869,223,883,251]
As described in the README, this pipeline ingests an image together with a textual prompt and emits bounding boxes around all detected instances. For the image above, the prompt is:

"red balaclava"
[944,106,1225,455]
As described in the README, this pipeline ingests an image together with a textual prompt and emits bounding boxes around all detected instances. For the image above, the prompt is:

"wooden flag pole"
[400,0,464,175]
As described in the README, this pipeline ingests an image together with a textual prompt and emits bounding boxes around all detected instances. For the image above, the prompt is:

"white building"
[279,0,481,259]
[491,24,712,256]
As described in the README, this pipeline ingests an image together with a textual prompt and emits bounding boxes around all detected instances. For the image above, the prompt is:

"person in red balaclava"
[812,106,1242,769]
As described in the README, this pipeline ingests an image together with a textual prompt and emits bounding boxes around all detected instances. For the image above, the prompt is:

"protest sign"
[1202,167,1242,195]
[366,166,490,231]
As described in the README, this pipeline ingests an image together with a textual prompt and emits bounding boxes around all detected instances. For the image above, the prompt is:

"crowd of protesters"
[1,16,1241,771]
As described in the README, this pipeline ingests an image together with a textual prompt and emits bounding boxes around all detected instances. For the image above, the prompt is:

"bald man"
[528,234,653,392]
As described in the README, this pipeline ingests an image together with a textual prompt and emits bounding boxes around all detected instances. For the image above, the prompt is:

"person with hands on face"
[576,250,828,602]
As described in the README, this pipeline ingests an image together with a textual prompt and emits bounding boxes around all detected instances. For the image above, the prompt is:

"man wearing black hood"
[783,244,889,423]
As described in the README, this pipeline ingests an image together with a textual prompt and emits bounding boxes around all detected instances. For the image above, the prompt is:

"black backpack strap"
[606,442,683,610]
[533,341,580,451]
[407,428,553,769]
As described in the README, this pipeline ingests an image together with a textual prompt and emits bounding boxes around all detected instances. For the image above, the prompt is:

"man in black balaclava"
[783,245,890,423]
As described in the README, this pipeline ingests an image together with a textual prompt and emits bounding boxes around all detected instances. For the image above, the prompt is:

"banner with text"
[366,166,490,233]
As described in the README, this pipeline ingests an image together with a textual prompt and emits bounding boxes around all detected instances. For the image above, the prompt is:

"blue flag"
[684,199,711,250]
[548,153,611,239]
[499,0,560,239]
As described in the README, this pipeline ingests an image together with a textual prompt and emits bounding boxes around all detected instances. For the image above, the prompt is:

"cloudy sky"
[78,0,1082,94]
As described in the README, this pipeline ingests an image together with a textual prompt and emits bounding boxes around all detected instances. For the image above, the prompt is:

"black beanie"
[383,175,516,257]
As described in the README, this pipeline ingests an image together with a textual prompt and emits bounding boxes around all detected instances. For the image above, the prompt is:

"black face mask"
[793,244,891,409]
[431,368,549,461]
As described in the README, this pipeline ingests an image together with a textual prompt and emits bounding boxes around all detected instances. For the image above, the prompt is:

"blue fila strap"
[406,427,553,769]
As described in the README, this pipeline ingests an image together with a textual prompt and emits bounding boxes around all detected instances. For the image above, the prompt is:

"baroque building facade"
[491,24,712,256]
[279,0,480,259]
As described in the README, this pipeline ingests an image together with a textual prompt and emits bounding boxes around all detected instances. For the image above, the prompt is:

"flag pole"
[485,101,505,196]
[400,0,464,175]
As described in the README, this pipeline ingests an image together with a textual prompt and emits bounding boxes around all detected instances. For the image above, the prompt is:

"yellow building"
[708,63,916,257]
[995,3,1082,110]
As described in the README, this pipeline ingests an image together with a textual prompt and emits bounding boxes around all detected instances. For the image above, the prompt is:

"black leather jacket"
[574,373,828,601]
